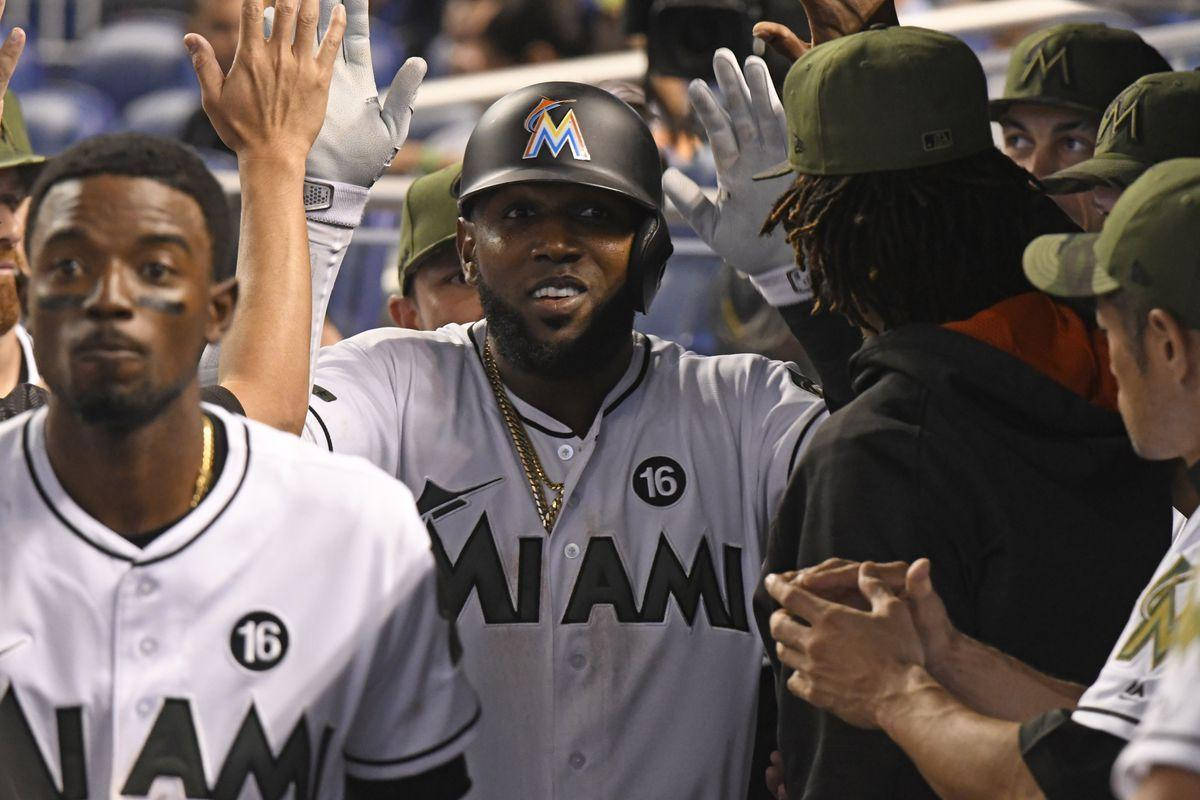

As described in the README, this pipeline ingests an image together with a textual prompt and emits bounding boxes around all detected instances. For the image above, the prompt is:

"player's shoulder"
[321,322,478,367]
[646,334,819,398]
[217,405,415,507]
[0,408,31,464]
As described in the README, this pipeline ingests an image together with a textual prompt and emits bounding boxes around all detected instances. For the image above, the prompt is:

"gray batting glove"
[297,0,425,226]
[662,49,812,306]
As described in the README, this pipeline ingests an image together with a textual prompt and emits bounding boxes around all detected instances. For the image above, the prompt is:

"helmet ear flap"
[629,213,673,313]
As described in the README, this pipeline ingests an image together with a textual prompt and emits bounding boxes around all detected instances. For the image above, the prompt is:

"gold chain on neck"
[189,416,214,509]
[482,338,564,533]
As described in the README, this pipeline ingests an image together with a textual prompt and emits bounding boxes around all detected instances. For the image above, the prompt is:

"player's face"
[1000,103,1101,231]
[0,168,28,336]
[458,182,638,375]
[1096,295,1179,460]
[388,245,482,331]
[27,175,233,428]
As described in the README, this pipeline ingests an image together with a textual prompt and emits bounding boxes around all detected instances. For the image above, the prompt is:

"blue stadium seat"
[122,86,200,138]
[72,18,192,108]
[21,80,118,154]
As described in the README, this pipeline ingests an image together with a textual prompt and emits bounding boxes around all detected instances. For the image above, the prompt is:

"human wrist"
[875,664,939,733]
[236,149,308,178]
[302,178,369,229]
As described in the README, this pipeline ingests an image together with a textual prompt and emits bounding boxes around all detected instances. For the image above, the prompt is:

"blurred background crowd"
[7,0,1200,358]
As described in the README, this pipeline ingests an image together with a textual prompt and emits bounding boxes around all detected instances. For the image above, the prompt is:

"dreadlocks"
[763,147,1075,332]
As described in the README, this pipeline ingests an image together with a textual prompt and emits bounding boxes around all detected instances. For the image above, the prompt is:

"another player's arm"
[185,0,346,431]
[1134,767,1200,800]
[766,570,1047,800]
[798,559,1085,721]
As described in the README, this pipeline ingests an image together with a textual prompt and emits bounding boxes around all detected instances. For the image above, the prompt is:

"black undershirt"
[127,411,229,547]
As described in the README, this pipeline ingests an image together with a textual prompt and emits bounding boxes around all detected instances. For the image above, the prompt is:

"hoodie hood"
[849,294,1133,482]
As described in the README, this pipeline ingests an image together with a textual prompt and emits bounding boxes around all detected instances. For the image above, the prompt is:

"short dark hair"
[1107,287,1153,371]
[763,147,1077,332]
[25,133,234,281]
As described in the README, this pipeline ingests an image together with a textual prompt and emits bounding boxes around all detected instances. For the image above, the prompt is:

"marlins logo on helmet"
[522,98,590,161]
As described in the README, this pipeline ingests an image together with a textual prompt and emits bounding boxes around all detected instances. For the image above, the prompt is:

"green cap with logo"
[989,23,1169,121]
[755,26,993,179]
[1042,72,1200,194]
[397,162,462,295]
[0,90,44,172]
[1023,158,1200,329]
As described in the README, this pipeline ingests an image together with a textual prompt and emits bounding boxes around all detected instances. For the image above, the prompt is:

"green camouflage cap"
[989,23,1169,121]
[397,162,462,294]
[1023,158,1200,329]
[1042,72,1200,194]
[756,26,993,178]
[0,91,43,172]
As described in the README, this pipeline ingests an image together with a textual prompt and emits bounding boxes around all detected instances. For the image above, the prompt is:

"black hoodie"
[755,321,1173,800]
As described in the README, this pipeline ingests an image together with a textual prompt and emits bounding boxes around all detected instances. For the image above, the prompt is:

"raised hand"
[753,0,898,62]
[662,49,799,287]
[185,0,346,170]
[0,0,27,120]
[306,0,426,187]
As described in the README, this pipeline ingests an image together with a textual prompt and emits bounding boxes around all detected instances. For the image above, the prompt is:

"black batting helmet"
[457,81,673,312]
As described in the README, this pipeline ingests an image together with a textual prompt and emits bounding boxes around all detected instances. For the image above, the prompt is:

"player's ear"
[207,276,239,344]
[457,217,479,286]
[388,294,421,329]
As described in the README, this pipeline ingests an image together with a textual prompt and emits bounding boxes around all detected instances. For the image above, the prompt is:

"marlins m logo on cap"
[523,98,591,161]
[1021,44,1070,86]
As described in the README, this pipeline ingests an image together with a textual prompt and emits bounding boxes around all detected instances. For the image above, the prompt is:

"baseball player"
[0,5,481,795]
[206,2,828,796]
[990,23,1169,232]
[1039,72,1200,221]
[764,157,1200,800]
[387,163,482,332]
[1,132,479,799]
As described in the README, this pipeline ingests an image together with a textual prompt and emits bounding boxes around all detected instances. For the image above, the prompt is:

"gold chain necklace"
[482,338,564,533]
[189,416,214,509]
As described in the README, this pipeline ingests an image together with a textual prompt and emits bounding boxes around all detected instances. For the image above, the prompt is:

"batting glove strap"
[303,178,369,228]
[748,262,814,307]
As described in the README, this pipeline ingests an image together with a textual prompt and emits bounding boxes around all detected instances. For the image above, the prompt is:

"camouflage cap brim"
[988,95,1104,122]
[0,152,44,172]
[1022,232,1119,298]
[1041,153,1151,195]
[751,159,794,181]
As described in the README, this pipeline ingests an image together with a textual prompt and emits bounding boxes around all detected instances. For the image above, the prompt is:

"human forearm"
[878,666,1045,800]
[219,157,312,432]
[1133,767,1200,800]
[933,633,1085,722]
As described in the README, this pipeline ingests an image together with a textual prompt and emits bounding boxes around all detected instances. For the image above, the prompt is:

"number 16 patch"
[632,456,687,508]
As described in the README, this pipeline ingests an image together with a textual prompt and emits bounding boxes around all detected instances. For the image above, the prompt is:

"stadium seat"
[21,80,118,154]
[72,18,192,108]
[123,86,200,138]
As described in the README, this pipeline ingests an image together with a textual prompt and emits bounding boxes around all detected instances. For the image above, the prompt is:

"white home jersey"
[1073,509,1200,741]
[0,405,479,799]
[1112,566,1200,798]
[301,321,827,800]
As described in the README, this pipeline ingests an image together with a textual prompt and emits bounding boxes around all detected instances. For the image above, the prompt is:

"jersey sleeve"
[1112,602,1200,798]
[342,483,481,783]
[745,359,828,536]
[302,335,410,472]
[1019,709,1127,799]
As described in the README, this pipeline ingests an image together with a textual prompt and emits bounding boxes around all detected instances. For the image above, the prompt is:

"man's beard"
[0,272,18,336]
[478,278,636,379]
[62,372,191,432]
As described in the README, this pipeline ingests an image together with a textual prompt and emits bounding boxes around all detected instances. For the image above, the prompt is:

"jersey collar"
[21,404,251,565]
[467,320,652,440]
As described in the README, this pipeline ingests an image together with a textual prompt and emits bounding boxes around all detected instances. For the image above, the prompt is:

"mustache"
[72,327,148,355]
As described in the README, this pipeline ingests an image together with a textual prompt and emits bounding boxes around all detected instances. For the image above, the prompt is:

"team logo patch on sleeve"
[523,98,591,161]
